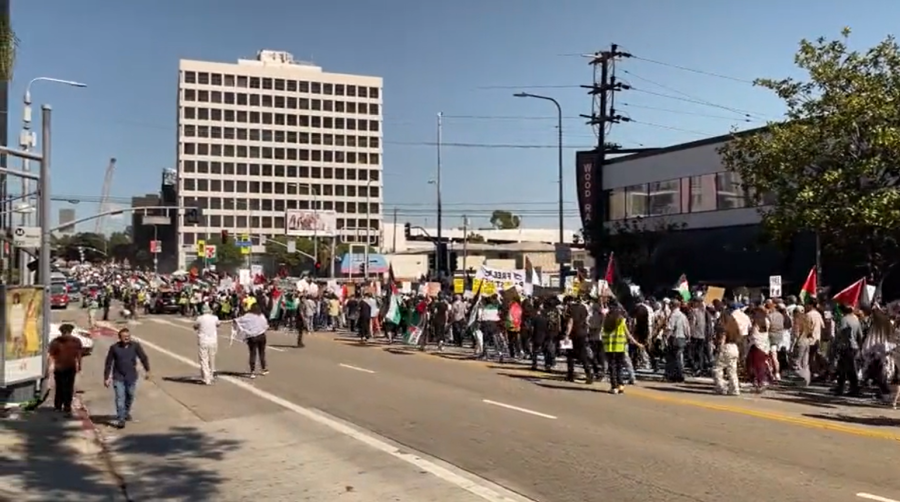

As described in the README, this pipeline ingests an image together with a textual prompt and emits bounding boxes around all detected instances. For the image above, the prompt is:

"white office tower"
[175,50,384,270]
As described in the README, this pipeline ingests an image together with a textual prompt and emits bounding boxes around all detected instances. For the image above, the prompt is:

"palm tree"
[0,5,17,81]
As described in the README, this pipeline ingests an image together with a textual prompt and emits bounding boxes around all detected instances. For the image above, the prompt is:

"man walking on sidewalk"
[48,323,83,416]
[103,328,151,429]
[194,305,220,384]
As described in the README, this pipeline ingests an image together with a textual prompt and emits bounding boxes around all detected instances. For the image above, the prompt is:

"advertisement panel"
[0,286,45,386]
[285,210,336,237]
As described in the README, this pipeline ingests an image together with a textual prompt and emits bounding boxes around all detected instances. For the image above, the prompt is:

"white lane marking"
[858,494,900,502]
[339,363,375,374]
[146,317,286,351]
[482,400,558,420]
[133,336,536,502]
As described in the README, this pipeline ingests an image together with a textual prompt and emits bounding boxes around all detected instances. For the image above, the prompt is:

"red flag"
[833,278,865,308]
[604,253,615,285]
[388,264,398,295]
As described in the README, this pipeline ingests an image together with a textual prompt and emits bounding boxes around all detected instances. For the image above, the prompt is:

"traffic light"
[185,207,201,225]
[358,263,366,275]
[313,261,322,277]
[449,251,458,273]
[404,222,411,239]
[428,253,436,275]
[221,230,229,244]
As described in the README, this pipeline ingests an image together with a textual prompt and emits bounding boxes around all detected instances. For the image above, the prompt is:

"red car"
[50,284,69,309]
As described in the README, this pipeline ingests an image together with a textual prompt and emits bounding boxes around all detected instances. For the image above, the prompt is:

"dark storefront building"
[576,130,860,294]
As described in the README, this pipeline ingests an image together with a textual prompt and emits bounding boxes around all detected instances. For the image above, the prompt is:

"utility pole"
[391,207,398,253]
[462,215,468,275]
[583,43,629,279]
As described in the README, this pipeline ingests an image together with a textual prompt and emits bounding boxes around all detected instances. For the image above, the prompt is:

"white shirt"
[194,313,220,346]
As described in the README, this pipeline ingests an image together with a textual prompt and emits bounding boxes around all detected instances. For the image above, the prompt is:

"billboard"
[0,286,45,386]
[58,208,76,234]
[285,210,336,237]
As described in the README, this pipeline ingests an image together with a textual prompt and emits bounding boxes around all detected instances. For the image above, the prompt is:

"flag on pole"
[605,253,615,285]
[799,266,817,304]
[833,278,866,309]
[383,265,402,325]
[674,274,690,301]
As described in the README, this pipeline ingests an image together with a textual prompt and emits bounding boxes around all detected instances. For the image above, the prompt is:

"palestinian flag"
[799,266,817,304]
[833,278,865,309]
[268,289,282,320]
[383,265,401,326]
[674,274,690,301]
[402,301,427,345]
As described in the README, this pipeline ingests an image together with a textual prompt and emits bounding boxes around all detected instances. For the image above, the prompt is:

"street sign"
[554,243,572,265]
[259,235,267,245]
[11,226,40,248]
[286,239,296,253]
[205,245,217,260]
[149,240,162,254]
[196,239,206,256]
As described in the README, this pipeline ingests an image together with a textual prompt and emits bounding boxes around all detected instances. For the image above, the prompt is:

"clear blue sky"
[11,0,899,232]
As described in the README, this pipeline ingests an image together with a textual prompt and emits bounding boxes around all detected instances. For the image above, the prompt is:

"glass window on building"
[716,172,749,209]
[607,188,627,220]
[647,179,680,216]
[689,174,718,212]
[625,184,649,218]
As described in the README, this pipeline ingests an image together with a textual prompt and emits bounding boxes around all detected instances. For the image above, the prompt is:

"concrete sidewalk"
[0,394,123,501]
[76,336,525,502]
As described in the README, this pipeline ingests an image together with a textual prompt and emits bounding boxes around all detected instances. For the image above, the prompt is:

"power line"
[441,114,584,121]
[619,102,758,122]
[629,56,755,84]
[622,69,765,119]
[624,119,715,137]
[474,84,579,90]
[387,141,591,149]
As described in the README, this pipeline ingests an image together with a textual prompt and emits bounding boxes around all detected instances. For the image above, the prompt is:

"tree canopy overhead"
[719,28,900,279]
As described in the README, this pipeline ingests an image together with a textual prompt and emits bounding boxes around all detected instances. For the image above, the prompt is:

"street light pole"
[514,92,564,286]
[20,78,86,285]
[436,112,443,278]
[364,179,372,278]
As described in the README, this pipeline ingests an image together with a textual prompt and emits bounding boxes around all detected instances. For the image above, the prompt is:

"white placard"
[769,275,782,298]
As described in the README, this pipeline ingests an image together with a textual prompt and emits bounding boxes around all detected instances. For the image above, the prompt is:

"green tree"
[465,232,486,243]
[53,232,108,262]
[0,11,17,81]
[719,28,900,279]
[489,210,521,230]
[108,231,133,263]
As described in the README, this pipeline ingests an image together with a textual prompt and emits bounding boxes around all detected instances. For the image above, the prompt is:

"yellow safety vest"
[603,319,628,354]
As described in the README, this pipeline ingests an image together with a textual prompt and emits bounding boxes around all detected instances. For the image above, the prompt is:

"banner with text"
[473,265,527,296]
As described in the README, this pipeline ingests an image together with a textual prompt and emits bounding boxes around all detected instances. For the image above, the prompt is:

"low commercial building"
[575,128,831,289]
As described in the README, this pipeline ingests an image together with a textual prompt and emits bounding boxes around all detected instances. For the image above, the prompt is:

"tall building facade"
[57,208,76,234]
[176,50,384,269]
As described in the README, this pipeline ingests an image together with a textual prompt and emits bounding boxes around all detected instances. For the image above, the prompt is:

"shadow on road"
[163,376,205,385]
[802,412,900,428]
[0,407,123,500]
[110,424,242,501]
[764,390,886,410]
[384,347,417,356]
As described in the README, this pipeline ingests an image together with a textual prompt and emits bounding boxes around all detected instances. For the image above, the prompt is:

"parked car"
[67,282,82,304]
[49,322,94,356]
[151,290,181,314]
[50,284,69,309]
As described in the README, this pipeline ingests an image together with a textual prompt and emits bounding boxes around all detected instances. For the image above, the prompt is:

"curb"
[72,395,134,502]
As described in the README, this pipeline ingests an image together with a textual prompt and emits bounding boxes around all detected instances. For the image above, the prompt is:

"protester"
[194,305,221,385]
[103,328,151,429]
[48,323,83,416]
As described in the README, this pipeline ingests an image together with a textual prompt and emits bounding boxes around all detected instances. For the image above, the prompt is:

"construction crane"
[94,158,117,235]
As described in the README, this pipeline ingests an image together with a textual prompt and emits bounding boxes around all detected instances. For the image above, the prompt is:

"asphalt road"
[68,311,900,502]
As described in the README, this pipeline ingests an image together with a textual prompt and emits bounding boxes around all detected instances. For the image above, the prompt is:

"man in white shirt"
[194,305,221,385]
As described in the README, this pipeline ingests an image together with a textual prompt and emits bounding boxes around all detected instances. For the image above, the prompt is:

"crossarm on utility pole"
[0,145,44,164]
